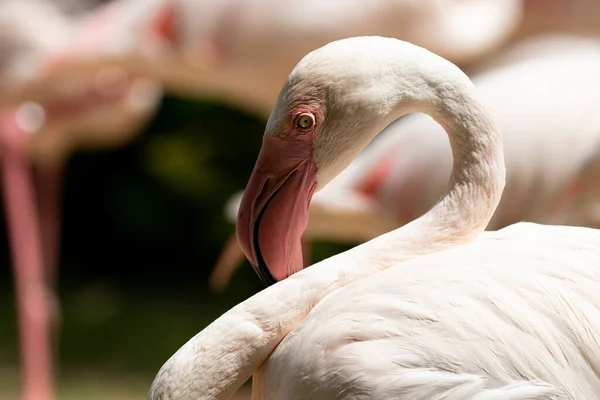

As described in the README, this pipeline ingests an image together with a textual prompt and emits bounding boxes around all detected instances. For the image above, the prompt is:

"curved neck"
[363,79,505,266]
[148,45,506,400]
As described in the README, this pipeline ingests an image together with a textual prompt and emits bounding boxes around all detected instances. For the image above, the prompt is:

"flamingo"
[15,0,600,117]
[149,36,600,399]
[208,0,600,291]
[6,0,523,116]
[209,32,600,291]
[0,1,591,396]
[549,144,600,229]
[0,1,163,399]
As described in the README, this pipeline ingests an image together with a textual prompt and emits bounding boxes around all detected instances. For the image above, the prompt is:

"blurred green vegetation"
[0,95,351,397]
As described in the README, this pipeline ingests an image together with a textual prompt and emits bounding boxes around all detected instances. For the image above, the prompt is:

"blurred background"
[0,0,599,399]
[0,97,269,399]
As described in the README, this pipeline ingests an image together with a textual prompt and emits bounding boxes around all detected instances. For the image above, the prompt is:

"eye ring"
[295,112,315,129]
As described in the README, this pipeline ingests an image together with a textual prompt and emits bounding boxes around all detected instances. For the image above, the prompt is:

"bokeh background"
[0,95,277,398]
[1,0,600,399]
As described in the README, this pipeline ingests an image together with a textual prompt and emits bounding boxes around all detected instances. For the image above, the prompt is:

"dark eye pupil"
[299,116,311,128]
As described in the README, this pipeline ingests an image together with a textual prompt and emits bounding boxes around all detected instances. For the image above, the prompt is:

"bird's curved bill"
[236,135,315,285]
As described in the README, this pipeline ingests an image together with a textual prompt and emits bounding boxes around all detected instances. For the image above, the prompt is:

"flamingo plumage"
[149,36,600,399]
[2,1,598,397]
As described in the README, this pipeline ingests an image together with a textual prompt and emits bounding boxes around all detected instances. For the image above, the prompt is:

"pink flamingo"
[0,1,164,399]
[210,35,600,291]
[7,0,523,114]
[0,0,587,396]
[150,35,600,400]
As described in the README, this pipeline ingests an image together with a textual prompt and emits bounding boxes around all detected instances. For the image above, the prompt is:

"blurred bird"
[4,0,523,114]
[0,1,162,399]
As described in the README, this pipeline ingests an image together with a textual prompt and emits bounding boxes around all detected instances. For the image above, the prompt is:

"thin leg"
[210,233,315,292]
[34,162,63,332]
[549,177,583,219]
[1,111,54,400]
[209,232,246,293]
[35,163,62,288]
[33,161,63,389]
[301,237,312,268]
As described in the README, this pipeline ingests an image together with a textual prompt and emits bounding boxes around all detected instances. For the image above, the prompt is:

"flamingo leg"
[34,162,63,338]
[549,177,583,220]
[209,233,247,293]
[1,111,54,400]
[35,163,62,288]
[301,237,312,268]
[210,234,315,293]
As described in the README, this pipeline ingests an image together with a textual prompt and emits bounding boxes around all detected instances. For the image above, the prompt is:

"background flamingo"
[0,1,163,398]
[5,0,524,114]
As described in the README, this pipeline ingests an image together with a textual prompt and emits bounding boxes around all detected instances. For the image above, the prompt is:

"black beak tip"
[252,262,277,287]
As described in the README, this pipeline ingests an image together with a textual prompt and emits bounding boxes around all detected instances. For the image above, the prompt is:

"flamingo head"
[236,37,415,285]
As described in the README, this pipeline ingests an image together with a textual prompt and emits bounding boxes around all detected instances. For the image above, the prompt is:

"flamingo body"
[256,223,600,399]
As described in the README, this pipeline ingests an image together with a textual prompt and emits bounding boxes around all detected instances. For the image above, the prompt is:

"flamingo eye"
[296,113,315,129]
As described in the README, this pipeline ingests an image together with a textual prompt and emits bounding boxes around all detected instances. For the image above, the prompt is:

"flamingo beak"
[236,135,316,285]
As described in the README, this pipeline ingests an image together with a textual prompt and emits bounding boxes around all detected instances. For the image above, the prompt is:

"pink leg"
[1,110,54,400]
[35,163,62,289]
[209,233,247,293]
[550,177,583,218]
[34,163,63,333]
[301,237,312,268]
[210,234,316,292]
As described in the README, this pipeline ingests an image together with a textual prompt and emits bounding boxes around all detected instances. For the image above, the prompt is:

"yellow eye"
[297,114,314,129]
